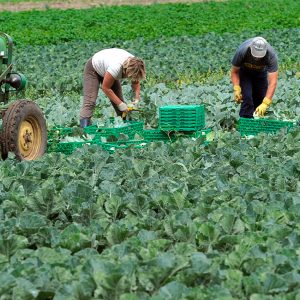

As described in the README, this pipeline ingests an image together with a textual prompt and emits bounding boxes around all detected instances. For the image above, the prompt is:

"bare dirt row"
[0,0,220,12]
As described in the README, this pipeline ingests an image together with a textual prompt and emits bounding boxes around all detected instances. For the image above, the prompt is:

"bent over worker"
[79,48,146,128]
[231,37,278,118]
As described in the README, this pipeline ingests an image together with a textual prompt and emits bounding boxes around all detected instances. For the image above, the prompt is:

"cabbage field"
[1,0,300,299]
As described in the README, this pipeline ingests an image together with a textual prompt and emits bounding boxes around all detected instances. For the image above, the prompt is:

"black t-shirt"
[232,38,278,72]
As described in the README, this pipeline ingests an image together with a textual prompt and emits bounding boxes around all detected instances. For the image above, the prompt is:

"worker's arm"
[265,71,278,100]
[231,66,240,86]
[255,71,279,116]
[102,72,123,105]
[231,66,243,103]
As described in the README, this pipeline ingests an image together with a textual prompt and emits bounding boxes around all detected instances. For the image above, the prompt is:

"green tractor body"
[0,32,47,161]
[0,33,27,105]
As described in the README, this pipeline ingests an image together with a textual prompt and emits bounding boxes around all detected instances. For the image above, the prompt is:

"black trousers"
[239,68,268,118]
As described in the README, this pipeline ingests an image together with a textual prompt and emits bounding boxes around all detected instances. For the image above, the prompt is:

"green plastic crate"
[142,129,176,142]
[48,126,73,140]
[48,140,95,155]
[83,125,98,134]
[48,124,111,139]
[238,118,296,136]
[48,121,144,141]
[141,128,211,143]
[159,105,205,131]
[88,121,144,139]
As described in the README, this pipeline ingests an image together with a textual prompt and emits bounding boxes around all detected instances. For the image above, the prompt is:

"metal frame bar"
[0,33,14,104]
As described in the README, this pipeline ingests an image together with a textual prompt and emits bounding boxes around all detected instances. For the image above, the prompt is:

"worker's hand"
[233,85,243,104]
[117,102,128,112]
[255,97,272,117]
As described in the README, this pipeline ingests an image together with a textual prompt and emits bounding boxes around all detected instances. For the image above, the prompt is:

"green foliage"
[1,0,299,46]
[13,28,300,93]
[9,28,299,129]
[1,0,300,298]
[1,130,300,297]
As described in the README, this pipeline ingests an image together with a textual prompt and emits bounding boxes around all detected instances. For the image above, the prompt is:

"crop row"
[1,0,299,46]
[23,74,297,130]
[10,28,299,128]
[14,28,300,95]
[0,1,299,298]
[1,129,300,298]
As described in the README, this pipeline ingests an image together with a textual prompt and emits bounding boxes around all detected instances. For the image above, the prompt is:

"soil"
[0,0,219,12]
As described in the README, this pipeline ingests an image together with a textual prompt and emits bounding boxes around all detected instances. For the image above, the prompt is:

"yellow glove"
[233,85,243,104]
[122,104,138,119]
[255,97,272,116]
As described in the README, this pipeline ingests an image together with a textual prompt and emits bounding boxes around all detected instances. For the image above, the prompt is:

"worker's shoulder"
[104,48,133,56]
[236,38,252,51]
[93,48,133,64]
[267,44,277,57]
[94,48,131,55]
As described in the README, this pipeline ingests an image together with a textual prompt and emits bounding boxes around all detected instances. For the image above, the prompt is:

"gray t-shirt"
[232,38,278,72]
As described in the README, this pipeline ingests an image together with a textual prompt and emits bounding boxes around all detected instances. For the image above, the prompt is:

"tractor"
[0,32,47,161]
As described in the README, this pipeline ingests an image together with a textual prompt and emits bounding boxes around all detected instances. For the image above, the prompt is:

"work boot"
[80,118,91,128]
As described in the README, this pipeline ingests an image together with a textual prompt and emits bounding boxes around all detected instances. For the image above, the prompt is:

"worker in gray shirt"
[231,37,278,118]
[79,48,146,128]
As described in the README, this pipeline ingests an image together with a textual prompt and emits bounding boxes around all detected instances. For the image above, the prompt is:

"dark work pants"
[80,58,123,119]
[239,68,268,118]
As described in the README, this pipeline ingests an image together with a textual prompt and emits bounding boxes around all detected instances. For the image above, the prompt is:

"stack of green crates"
[159,105,205,131]
[238,118,296,136]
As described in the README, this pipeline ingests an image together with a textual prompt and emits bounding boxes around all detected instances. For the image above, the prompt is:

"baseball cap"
[250,37,268,58]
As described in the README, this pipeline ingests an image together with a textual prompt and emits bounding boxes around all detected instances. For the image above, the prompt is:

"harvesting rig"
[0,32,47,161]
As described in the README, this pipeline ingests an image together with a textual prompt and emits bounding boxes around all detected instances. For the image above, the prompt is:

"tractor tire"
[1,100,47,161]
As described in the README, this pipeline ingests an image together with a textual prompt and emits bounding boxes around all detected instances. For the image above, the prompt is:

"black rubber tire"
[0,127,4,160]
[1,100,47,161]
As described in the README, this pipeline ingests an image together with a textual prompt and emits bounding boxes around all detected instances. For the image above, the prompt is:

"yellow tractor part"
[1,100,47,161]
[18,116,44,160]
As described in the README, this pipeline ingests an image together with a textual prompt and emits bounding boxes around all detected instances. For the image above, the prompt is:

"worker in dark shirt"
[231,37,278,118]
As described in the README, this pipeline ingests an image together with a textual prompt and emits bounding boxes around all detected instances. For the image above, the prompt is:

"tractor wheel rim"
[18,117,42,160]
